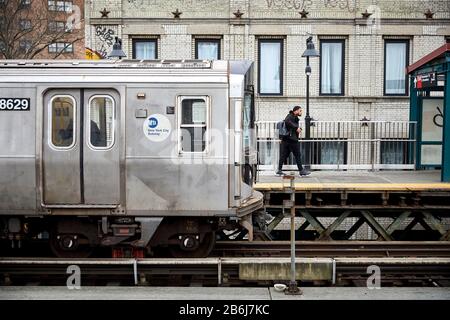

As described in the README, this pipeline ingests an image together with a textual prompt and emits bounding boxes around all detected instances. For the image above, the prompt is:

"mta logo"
[148,117,158,128]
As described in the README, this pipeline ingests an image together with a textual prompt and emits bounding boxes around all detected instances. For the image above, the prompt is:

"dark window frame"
[178,96,209,154]
[48,42,73,54]
[319,39,345,96]
[384,39,410,97]
[380,139,410,165]
[282,139,348,166]
[48,20,66,32]
[19,18,32,31]
[20,0,31,8]
[258,38,284,96]
[88,95,115,150]
[48,0,72,12]
[19,39,32,52]
[132,38,158,59]
[49,95,76,149]
[194,38,221,60]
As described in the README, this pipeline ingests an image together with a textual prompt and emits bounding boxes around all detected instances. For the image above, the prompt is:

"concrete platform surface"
[257,170,446,185]
[1,286,449,300]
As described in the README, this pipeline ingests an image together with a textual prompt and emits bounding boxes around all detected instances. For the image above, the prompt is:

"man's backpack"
[276,120,289,139]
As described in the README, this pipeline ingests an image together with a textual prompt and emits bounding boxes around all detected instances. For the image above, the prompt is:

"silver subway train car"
[0,59,263,257]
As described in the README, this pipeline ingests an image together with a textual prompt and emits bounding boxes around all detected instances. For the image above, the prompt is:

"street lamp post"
[108,37,127,60]
[301,37,320,169]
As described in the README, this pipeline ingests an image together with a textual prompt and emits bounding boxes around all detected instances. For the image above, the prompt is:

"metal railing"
[256,120,417,171]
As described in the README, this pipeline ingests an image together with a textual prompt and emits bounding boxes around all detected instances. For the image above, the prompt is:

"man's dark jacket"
[283,111,300,142]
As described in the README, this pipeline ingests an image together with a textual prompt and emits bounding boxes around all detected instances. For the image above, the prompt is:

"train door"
[43,89,120,205]
[242,88,257,187]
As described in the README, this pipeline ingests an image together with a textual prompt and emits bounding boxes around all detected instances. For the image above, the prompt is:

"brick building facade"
[0,0,84,59]
[85,0,450,123]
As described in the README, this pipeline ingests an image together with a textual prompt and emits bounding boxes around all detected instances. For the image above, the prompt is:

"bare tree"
[0,0,84,59]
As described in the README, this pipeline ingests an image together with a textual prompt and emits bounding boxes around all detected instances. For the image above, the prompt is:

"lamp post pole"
[301,37,319,169]
[305,56,311,169]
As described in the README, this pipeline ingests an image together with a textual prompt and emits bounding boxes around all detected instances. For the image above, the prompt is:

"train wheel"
[49,233,93,258]
[168,232,215,258]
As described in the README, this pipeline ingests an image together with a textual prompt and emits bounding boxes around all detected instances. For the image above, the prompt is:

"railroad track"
[0,256,449,287]
[0,241,449,287]
[213,241,450,257]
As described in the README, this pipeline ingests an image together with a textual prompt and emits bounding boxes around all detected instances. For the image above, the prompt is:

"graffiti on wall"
[92,26,116,59]
[323,0,358,12]
[265,0,313,10]
[126,0,224,9]
[378,0,450,14]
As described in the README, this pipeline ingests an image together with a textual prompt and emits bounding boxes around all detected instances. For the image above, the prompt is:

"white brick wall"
[85,0,450,121]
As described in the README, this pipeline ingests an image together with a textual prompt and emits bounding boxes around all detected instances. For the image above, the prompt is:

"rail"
[256,120,417,171]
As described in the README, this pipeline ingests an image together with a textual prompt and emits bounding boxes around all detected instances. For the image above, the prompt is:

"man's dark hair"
[293,106,301,112]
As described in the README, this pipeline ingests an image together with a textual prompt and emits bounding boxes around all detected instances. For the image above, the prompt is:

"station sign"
[415,72,437,89]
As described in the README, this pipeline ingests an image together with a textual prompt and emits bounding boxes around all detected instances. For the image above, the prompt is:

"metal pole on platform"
[284,174,302,295]
[302,36,320,170]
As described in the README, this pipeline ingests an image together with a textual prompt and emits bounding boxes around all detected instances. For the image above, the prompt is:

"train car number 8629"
[0,98,31,111]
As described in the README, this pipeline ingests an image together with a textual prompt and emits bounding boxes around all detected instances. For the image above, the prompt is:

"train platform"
[1,286,449,300]
[253,170,450,241]
[255,170,450,191]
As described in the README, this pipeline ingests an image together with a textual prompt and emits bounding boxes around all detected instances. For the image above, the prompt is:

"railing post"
[370,122,375,171]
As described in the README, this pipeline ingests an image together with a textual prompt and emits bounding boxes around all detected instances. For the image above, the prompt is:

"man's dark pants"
[278,140,304,172]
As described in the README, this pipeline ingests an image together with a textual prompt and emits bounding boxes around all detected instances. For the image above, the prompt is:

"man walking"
[276,106,311,177]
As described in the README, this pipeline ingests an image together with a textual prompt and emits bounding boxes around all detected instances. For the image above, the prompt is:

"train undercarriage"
[0,215,259,258]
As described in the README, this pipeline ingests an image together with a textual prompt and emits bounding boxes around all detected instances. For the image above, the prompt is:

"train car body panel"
[0,85,37,214]
[0,60,260,218]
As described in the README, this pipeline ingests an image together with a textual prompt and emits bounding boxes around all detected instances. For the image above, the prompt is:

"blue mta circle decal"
[143,114,172,142]
[148,117,158,128]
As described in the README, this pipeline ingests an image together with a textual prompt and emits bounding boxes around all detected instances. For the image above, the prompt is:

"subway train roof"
[0,59,253,84]
[0,59,252,72]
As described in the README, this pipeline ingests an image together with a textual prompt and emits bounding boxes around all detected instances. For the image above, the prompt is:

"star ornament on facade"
[361,9,372,19]
[100,8,110,18]
[424,9,434,19]
[172,8,182,19]
[233,9,244,18]
[299,9,309,19]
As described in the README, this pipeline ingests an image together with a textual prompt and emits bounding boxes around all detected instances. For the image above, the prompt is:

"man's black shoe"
[299,169,311,176]
[276,170,285,176]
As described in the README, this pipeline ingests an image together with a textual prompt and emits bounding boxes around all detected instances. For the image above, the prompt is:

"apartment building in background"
[0,0,84,59]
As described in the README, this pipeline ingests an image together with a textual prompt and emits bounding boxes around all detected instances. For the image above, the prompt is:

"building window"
[88,96,115,149]
[179,96,209,153]
[19,19,32,31]
[195,39,220,60]
[48,1,72,12]
[132,39,157,59]
[380,140,409,164]
[48,42,73,53]
[384,40,409,96]
[0,40,5,56]
[258,39,283,95]
[315,141,347,165]
[20,0,31,7]
[19,40,32,53]
[320,40,345,95]
[48,21,66,32]
[50,96,76,149]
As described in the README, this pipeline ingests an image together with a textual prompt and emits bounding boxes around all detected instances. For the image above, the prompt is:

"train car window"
[88,96,115,149]
[180,97,208,153]
[50,96,75,148]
